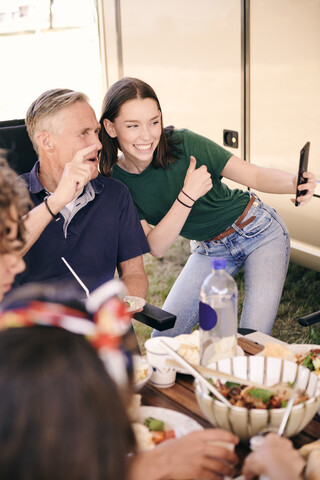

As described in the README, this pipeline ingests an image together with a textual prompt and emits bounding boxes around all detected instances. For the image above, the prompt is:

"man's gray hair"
[26,88,89,153]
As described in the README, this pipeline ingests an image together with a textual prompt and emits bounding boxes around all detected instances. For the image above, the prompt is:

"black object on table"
[237,327,257,336]
[133,303,176,331]
[297,310,320,327]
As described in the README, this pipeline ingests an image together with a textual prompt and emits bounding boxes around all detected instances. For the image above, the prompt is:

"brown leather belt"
[207,195,257,242]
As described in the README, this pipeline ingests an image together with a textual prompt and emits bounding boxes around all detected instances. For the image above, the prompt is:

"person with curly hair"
[0,154,31,300]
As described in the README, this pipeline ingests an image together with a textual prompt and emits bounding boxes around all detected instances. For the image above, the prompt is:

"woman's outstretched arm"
[221,155,316,205]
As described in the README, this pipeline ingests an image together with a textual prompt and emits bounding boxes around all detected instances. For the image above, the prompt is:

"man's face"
[0,206,25,301]
[49,101,102,180]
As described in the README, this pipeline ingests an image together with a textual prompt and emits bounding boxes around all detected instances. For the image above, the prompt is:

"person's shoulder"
[95,174,129,190]
[169,128,204,145]
[94,174,131,198]
[166,127,188,140]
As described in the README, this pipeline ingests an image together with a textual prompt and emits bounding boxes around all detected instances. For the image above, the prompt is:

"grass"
[133,237,320,352]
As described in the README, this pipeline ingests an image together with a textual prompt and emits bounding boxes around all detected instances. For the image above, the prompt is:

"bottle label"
[199,301,218,330]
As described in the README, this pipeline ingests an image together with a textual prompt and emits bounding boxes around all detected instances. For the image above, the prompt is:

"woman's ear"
[103,119,117,138]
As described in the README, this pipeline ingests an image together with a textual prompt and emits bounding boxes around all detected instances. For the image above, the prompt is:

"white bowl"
[132,355,152,391]
[194,355,320,443]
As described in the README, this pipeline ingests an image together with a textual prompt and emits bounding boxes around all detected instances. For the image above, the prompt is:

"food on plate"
[296,349,320,375]
[127,393,142,422]
[143,416,175,444]
[262,342,320,375]
[208,380,308,409]
[207,335,237,363]
[132,423,154,451]
[123,296,146,313]
[261,342,296,361]
[177,330,200,364]
[128,394,176,451]
[177,331,239,366]
[178,343,200,364]
[132,417,176,451]
[299,440,320,480]
[132,359,149,385]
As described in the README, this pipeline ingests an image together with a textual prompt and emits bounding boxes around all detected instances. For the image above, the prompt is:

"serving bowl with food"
[194,355,320,442]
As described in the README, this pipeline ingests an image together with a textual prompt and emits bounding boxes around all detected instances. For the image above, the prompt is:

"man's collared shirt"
[15,161,150,296]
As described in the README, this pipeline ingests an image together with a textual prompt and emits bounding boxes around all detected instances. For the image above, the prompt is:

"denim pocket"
[235,205,273,239]
[190,239,205,254]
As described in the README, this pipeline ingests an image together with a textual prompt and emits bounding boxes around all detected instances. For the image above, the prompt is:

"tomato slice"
[151,430,176,445]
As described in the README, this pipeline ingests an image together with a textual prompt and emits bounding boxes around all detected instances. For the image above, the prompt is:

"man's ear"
[103,119,117,138]
[35,131,54,151]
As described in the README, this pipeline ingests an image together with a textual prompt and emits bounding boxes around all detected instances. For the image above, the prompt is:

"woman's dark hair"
[99,77,180,176]
[0,326,135,480]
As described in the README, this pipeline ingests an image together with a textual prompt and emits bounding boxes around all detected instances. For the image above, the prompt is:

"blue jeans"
[153,194,290,337]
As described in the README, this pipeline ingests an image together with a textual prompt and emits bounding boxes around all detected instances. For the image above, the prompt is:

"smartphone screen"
[295,142,310,206]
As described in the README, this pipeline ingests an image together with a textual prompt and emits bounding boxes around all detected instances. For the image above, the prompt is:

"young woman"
[99,77,316,336]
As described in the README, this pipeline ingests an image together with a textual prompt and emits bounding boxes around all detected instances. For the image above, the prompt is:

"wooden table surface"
[140,337,320,478]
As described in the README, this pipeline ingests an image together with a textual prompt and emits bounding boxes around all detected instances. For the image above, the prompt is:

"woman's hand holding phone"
[294,142,316,206]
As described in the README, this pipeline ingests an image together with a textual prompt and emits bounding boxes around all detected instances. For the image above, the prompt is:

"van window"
[0,0,102,120]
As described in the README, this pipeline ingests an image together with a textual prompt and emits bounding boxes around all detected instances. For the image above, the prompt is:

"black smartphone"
[295,142,310,206]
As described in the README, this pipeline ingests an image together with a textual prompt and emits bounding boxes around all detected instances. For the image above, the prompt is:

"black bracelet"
[177,197,193,209]
[181,189,196,203]
[44,197,60,220]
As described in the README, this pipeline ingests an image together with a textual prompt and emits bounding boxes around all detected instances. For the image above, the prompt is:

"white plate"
[124,296,146,313]
[258,343,320,361]
[287,344,320,355]
[137,406,203,437]
[132,355,152,391]
[175,345,245,375]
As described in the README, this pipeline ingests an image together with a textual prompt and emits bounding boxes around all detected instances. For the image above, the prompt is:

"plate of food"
[132,354,152,391]
[174,330,244,374]
[124,296,146,313]
[132,406,203,451]
[260,342,320,375]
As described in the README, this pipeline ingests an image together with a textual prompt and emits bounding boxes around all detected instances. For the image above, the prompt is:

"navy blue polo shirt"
[14,161,150,295]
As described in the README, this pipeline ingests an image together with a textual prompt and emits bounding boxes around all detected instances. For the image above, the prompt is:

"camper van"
[0,0,319,270]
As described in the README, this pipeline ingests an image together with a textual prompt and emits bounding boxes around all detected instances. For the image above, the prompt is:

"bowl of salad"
[194,355,320,443]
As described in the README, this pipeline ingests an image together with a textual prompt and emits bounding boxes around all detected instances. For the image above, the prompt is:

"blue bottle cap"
[211,257,226,270]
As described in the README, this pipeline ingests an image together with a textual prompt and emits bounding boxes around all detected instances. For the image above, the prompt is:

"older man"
[14,89,149,297]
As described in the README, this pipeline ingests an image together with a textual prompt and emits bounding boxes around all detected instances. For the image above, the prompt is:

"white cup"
[144,337,180,388]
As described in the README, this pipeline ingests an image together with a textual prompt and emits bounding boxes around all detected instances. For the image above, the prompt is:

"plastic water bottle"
[199,257,238,366]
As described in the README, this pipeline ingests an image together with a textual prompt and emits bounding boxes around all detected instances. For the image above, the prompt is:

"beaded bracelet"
[44,197,60,220]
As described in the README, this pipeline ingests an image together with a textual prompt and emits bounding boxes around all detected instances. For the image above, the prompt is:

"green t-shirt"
[111,129,250,241]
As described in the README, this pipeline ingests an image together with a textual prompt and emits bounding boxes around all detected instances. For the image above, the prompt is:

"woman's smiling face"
[104,97,162,169]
